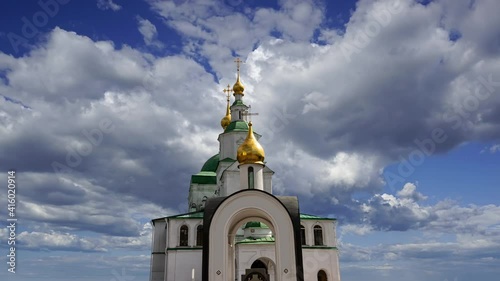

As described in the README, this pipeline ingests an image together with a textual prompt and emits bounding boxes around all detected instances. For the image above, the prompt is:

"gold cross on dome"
[242,105,259,122]
[223,84,232,101]
[234,57,244,75]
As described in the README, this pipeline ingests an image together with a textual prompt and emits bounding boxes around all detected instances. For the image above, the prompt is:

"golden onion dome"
[233,76,245,95]
[237,122,265,165]
[220,103,231,130]
[220,115,231,130]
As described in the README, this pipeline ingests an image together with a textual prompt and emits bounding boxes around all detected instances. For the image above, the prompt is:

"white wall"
[302,248,341,281]
[150,220,167,281]
[167,219,203,248]
[165,218,204,281]
[300,219,341,281]
[236,244,276,281]
[166,250,203,281]
[301,220,337,247]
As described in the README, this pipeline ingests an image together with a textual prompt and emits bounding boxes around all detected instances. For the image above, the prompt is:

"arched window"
[190,203,197,211]
[179,225,189,246]
[317,270,328,281]
[300,225,306,245]
[196,225,203,246]
[314,225,323,246]
[201,196,208,209]
[248,167,254,189]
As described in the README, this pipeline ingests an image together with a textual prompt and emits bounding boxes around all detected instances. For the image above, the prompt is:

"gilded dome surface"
[237,122,265,165]
[233,77,245,95]
[220,115,231,129]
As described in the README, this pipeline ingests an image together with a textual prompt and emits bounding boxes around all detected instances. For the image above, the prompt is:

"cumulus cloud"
[341,224,374,236]
[18,231,108,252]
[363,189,434,231]
[397,182,427,201]
[352,184,500,236]
[0,27,218,252]
[147,0,324,76]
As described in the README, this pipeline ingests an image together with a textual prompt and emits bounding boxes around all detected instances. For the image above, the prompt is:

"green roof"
[224,120,249,133]
[160,212,335,221]
[243,221,269,229]
[237,236,275,244]
[201,154,219,172]
[191,171,217,184]
[167,211,204,219]
[232,100,247,107]
[300,213,336,221]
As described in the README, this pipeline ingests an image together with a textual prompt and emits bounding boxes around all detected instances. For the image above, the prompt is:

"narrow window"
[300,225,306,245]
[314,225,323,246]
[317,270,328,281]
[179,225,189,246]
[248,167,254,189]
[196,225,203,246]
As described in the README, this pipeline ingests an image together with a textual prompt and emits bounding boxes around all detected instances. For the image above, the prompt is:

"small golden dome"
[221,85,232,130]
[237,122,265,165]
[233,76,245,95]
[220,111,231,130]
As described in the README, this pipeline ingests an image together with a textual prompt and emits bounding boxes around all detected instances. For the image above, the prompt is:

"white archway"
[207,190,298,281]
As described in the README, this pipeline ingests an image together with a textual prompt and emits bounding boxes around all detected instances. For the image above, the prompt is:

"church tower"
[150,58,341,281]
[187,59,273,210]
[237,122,265,190]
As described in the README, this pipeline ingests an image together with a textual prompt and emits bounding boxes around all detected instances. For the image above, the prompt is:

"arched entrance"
[317,270,327,281]
[251,260,267,271]
[247,258,277,281]
[202,190,303,281]
[241,259,271,281]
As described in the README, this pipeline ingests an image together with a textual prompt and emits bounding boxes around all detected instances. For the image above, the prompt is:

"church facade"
[150,61,341,281]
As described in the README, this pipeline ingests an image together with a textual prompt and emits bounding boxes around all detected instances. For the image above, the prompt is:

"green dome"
[201,154,219,172]
[243,221,269,229]
[224,120,248,133]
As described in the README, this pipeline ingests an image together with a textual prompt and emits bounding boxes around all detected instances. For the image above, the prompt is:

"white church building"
[150,60,341,281]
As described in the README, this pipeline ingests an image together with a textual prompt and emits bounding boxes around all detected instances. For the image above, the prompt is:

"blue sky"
[0,0,499,281]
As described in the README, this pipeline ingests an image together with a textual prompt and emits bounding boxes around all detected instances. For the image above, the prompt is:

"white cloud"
[397,182,427,201]
[341,224,374,236]
[488,144,500,153]
[13,219,153,252]
[18,231,108,252]
[97,0,122,11]
[137,17,164,48]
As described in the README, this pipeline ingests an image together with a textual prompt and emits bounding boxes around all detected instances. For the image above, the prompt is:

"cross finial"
[223,84,232,101]
[234,57,243,77]
[242,105,259,122]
